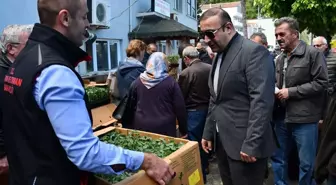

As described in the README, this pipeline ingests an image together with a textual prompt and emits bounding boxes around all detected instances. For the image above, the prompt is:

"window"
[187,0,196,18]
[80,39,121,74]
[96,41,109,71]
[85,42,94,73]
[109,41,119,69]
[173,0,182,12]
[157,41,166,53]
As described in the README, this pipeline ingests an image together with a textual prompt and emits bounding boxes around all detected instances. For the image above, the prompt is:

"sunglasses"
[200,23,227,39]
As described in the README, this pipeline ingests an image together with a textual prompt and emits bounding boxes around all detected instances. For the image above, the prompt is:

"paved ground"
[206,157,298,185]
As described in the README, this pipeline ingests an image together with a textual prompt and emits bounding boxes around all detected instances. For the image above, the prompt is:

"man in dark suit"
[200,8,276,185]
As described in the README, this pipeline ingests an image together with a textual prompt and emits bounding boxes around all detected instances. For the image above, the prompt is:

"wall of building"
[224,7,243,35]
[0,0,38,31]
[0,0,198,75]
[201,4,244,36]
[167,0,198,31]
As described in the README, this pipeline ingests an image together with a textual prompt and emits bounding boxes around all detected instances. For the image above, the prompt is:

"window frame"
[78,39,121,75]
[173,0,182,13]
[95,39,121,72]
[186,0,196,19]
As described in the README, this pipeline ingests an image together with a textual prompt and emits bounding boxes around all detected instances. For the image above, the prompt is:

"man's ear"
[58,9,71,27]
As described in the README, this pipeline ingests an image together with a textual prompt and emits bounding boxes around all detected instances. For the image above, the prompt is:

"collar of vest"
[0,54,12,69]
[29,23,92,67]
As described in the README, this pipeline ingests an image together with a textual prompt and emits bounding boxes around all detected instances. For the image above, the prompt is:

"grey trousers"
[216,135,268,185]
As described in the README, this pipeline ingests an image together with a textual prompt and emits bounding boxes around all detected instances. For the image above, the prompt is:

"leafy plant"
[254,0,336,44]
[167,55,180,65]
[85,86,109,104]
[97,131,185,184]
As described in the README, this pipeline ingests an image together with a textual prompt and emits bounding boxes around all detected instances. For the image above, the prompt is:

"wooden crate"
[93,127,204,185]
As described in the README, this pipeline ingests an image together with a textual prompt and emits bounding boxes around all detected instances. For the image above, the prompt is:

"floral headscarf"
[140,52,169,89]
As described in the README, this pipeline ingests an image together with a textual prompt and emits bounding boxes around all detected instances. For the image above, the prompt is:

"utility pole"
[257,5,260,19]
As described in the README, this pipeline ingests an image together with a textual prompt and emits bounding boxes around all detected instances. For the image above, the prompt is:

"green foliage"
[254,0,336,41]
[85,86,109,103]
[245,0,258,19]
[97,131,185,184]
[167,55,180,64]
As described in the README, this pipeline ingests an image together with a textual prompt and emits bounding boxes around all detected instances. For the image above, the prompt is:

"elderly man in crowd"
[250,32,277,61]
[0,24,33,180]
[250,32,268,48]
[271,17,328,185]
[178,46,211,182]
[313,36,336,95]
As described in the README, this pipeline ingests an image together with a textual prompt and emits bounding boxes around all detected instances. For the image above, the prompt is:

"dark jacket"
[325,50,336,95]
[203,34,276,160]
[271,51,286,121]
[116,58,145,98]
[178,59,211,110]
[315,93,336,183]
[198,50,212,65]
[0,54,11,158]
[142,52,150,67]
[126,77,187,137]
[2,23,93,185]
[275,41,328,123]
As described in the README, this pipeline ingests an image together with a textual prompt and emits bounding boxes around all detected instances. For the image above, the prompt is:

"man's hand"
[276,88,289,100]
[318,120,323,130]
[0,156,8,174]
[240,152,257,163]
[180,134,188,139]
[141,153,175,185]
[201,139,212,153]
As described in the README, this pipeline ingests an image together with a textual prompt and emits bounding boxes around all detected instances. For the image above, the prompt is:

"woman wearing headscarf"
[125,52,187,137]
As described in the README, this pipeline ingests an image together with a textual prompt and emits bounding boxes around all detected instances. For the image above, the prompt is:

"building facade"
[0,0,198,76]
[201,1,244,35]
[247,18,277,51]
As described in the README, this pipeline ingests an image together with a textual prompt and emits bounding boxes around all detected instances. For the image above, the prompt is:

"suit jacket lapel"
[216,34,243,100]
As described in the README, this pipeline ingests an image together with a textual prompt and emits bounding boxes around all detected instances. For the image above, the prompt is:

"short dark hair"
[274,17,300,32]
[250,32,268,45]
[200,7,232,25]
[38,0,80,26]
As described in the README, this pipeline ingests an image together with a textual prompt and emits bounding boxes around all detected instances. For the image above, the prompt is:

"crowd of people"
[0,0,336,185]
